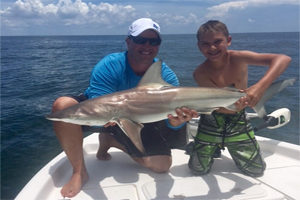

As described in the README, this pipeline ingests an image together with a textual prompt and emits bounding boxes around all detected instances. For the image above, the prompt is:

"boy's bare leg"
[52,97,89,198]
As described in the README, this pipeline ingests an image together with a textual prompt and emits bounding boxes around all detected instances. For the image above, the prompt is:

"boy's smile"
[198,32,231,61]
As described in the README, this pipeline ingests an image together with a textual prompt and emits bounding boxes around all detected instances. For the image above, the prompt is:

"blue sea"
[1,32,299,199]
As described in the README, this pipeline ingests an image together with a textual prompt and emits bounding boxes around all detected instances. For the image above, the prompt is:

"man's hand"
[167,107,198,127]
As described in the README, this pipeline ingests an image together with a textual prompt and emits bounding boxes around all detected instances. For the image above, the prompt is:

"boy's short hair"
[197,20,229,41]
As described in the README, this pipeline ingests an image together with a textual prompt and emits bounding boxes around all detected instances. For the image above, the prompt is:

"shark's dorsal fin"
[137,60,173,88]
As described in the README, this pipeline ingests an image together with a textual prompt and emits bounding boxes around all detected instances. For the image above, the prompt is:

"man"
[51,18,197,198]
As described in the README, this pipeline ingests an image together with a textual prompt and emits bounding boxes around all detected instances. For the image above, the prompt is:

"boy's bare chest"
[210,74,233,87]
[208,66,245,88]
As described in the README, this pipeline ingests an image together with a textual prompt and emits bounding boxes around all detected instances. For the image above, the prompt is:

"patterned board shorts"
[187,110,266,177]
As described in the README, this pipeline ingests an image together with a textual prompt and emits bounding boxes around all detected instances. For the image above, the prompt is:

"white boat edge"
[15,126,300,200]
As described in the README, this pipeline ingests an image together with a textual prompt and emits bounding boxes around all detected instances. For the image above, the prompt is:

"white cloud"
[248,18,255,23]
[13,0,57,17]
[57,0,89,18]
[1,0,202,34]
[205,0,299,18]
[149,12,200,25]
[1,0,136,27]
[1,0,298,35]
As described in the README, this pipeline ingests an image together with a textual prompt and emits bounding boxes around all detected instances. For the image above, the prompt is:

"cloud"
[149,12,200,25]
[1,0,136,27]
[2,0,297,35]
[205,0,299,18]
[248,18,255,23]
[1,0,202,34]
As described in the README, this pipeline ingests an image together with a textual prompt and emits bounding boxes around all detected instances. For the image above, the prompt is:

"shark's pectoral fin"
[113,118,145,154]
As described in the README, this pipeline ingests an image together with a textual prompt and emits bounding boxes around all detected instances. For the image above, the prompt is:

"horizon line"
[1,31,299,37]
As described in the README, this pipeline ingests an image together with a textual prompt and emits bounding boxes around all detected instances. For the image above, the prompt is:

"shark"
[47,61,295,153]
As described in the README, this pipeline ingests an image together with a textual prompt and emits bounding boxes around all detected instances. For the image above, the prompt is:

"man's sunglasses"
[129,35,161,46]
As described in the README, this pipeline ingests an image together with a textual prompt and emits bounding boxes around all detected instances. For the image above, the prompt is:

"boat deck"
[16,133,300,200]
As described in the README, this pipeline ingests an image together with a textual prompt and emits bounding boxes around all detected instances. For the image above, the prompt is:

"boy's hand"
[239,84,265,108]
[234,95,249,111]
[168,107,198,127]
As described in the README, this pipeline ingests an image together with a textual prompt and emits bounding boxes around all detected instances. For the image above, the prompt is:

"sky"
[1,0,299,36]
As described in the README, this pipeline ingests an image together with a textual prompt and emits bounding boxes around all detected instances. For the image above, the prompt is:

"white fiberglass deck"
[16,132,300,200]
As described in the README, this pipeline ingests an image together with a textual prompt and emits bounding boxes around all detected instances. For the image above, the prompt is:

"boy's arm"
[238,51,291,108]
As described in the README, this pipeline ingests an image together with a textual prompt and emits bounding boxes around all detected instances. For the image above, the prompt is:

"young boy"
[188,20,291,177]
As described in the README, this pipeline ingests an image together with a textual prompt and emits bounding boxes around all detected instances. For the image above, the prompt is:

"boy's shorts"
[188,110,266,177]
[70,94,188,158]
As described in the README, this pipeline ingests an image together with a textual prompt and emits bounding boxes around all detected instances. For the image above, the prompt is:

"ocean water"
[1,32,299,199]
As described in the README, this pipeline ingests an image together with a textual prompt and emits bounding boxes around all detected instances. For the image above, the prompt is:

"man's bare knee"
[143,156,172,173]
[151,164,171,173]
[52,96,78,112]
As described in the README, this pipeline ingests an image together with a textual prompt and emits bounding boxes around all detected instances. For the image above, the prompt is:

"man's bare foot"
[96,133,113,160]
[61,170,89,198]
[97,151,112,160]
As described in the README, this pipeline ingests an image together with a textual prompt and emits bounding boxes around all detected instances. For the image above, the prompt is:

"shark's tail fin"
[253,78,296,118]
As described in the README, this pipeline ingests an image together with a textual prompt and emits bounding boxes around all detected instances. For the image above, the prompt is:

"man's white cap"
[128,18,160,37]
